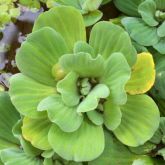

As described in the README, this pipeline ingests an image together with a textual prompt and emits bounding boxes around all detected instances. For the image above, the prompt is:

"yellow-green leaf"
[125,52,155,94]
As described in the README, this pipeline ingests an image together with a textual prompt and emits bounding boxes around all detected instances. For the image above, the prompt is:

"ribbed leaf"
[122,17,159,46]
[100,53,131,105]
[57,72,79,107]
[33,6,86,51]
[89,21,137,66]
[103,99,122,130]
[9,74,55,118]
[16,27,68,86]
[153,37,165,54]
[48,119,104,161]
[114,0,143,16]
[157,21,165,37]
[22,117,51,150]
[138,0,158,26]
[37,95,83,132]
[0,92,20,150]
[1,148,43,165]
[114,95,160,147]
[126,52,155,94]
[59,53,105,78]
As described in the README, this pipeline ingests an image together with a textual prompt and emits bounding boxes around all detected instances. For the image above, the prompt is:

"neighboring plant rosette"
[9,6,160,162]
[114,0,165,54]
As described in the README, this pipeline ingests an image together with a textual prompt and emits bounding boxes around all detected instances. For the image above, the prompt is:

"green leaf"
[87,111,103,126]
[157,21,165,37]
[138,0,158,26]
[77,84,110,113]
[150,117,165,144]
[20,137,42,157]
[125,52,155,94]
[59,52,105,77]
[37,95,83,132]
[100,53,131,105]
[9,74,55,118]
[22,117,52,150]
[89,131,154,165]
[153,37,165,54]
[73,41,95,56]
[122,17,160,46]
[0,148,43,165]
[82,0,102,11]
[16,27,68,87]
[12,119,42,156]
[114,0,143,16]
[151,55,165,99]
[114,95,160,147]
[57,72,80,106]
[129,142,156,155]
[103,99,122,130]
[132,157,155,165]
[89,21,137,66]
[83,10,103,27]
[33,6,86,51]
[0,92,20,150]
[48,119,104,161]
[155,0,165,10]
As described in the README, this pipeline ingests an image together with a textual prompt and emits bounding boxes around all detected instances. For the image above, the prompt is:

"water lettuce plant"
[9,6,160,162]
[0,0,20,29]
[115,0,165,54]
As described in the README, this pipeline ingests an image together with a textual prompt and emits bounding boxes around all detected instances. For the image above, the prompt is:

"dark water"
[0,8,43,89]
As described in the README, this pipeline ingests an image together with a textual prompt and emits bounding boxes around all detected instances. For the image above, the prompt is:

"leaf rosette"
[117,0,165,54]
[9,6,160,162]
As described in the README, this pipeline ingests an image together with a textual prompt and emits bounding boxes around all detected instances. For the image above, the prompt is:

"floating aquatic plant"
[9,6,160,162]
[115,0,165,54]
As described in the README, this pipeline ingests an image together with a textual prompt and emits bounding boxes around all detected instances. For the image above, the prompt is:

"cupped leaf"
[37,95,83,133]
[59,52,105,77]
[87,111,103,126]
[0,148,43,165]
[153,37,165,54]
[9,74,55,118]
[57,72,80,107]
[122,17,160,46]
[125,52,155,94]
[138,0,158,26]
[22,117,52,150]
[157,21,165,37]
[89,21,137,66]
[48,119,104,162]
[114,95,160,147]
[100,53,131,105]
[0,92,20,150]
[74,41,95,57]
[114,0,143,16]
[103,99,122,131]
[16,27,68,86]
[83,10,103,27]
[77,84,110,113]
[33,6,86,51]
